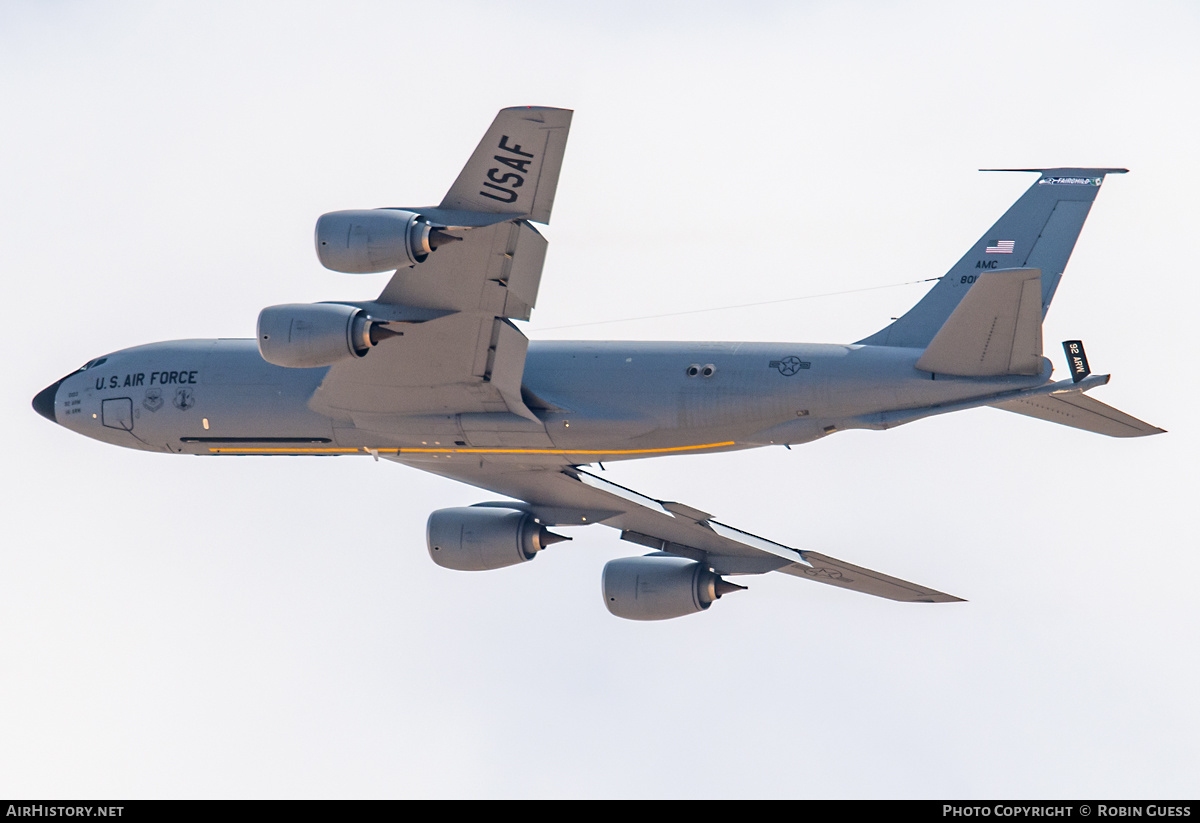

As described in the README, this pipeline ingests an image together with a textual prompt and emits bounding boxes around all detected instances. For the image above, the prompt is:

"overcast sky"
[3,0,1197,799]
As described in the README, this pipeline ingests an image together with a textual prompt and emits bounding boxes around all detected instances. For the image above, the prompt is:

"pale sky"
[3,0,1197,798]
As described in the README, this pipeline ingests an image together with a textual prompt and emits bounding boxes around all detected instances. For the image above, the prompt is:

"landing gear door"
[101,397,134,431]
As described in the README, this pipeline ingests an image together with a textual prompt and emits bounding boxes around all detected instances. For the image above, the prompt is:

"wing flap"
[313,313,533,419]
[378,220,536,315]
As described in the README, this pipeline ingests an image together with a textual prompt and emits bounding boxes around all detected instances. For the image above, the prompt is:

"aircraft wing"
[311,107,572,423]
[400,458,963,603]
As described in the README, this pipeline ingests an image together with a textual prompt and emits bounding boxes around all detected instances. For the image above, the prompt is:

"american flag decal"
[985,239,1015,254]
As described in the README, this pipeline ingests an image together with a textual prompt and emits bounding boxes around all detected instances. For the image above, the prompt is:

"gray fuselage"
[38,339,1050,464]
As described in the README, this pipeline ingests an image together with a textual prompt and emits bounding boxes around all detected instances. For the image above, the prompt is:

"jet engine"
[601,554,746,621]
[315,209,460,273]
[426,507,570,572]
[256,303,398,368]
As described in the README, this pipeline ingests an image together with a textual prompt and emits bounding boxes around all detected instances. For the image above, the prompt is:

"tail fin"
[858,168,1127,348]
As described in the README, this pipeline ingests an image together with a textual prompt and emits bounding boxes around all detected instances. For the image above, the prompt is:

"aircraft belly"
[542,412,658,449]
[332,411,555,451]
[523,342,827,450]
[819,385,903,417]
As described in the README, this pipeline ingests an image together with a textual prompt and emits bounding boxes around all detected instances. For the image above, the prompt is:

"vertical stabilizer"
[858,168,1126,349]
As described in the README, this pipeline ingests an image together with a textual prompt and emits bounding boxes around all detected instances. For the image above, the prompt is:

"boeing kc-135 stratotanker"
[33,107,1163,620]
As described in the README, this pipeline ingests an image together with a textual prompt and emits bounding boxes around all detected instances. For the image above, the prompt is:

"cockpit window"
[78,357,108,370]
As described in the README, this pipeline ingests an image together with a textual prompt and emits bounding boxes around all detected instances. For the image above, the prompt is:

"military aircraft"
[32,106,1163,620]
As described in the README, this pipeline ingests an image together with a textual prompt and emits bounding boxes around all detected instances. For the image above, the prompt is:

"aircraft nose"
[32,378,64,424]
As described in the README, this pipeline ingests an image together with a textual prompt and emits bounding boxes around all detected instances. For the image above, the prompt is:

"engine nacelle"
[601,554,745,621]
[426,507,568,572]
[315,209,436,273]
[257,303,389,368]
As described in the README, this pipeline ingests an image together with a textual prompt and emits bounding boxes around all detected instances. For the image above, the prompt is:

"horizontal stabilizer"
[916,268,1043,376]
[992,392,1165,437]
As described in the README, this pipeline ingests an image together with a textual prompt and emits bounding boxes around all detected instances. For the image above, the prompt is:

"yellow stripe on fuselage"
[205,441,737,456]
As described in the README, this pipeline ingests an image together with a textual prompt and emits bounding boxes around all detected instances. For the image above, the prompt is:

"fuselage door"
[101,397,134,431]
